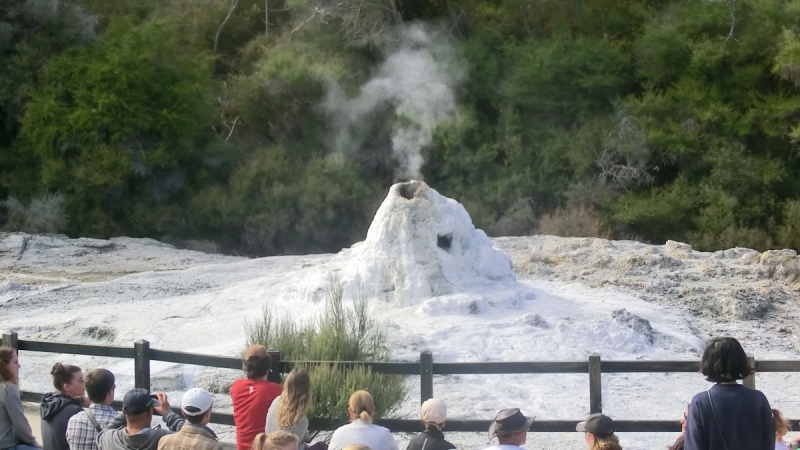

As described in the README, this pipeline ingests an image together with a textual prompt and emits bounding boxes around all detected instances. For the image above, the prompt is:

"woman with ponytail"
[328,391,398,450]
[576,414,623,450]
[0,347,41,450]
[40,363,85,450]
[266,369,311,449]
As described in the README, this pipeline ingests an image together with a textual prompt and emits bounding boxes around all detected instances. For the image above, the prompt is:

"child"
[774,409,792,450]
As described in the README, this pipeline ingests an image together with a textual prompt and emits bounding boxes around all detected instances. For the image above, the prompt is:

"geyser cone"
[339,181,516,306]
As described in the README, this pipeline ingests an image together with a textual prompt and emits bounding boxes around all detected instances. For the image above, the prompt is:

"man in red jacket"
[231,345,282,450]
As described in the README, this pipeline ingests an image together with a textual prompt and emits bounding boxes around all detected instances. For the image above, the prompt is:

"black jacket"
[40,392,83,450]
[406,427,456,450]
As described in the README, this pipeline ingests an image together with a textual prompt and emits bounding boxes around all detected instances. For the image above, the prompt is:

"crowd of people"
[0,338,797,450]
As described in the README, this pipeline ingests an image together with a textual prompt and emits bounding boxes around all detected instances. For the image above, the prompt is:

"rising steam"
[323,24,463,180]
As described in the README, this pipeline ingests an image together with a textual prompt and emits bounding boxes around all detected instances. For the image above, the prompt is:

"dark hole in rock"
[398,181,423,200]
[438,233,452,251]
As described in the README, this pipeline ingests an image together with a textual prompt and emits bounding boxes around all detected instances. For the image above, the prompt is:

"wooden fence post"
[420,350,433,404]
[589,354,602,414]
[744,354,756,389]
[267,349,281,383]
[134,340,151,391]
[2,332,18,350]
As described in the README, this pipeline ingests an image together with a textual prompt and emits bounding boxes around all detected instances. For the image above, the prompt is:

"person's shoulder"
[2,382,19,395]
[440,438,456,450]
[68,410,88,424]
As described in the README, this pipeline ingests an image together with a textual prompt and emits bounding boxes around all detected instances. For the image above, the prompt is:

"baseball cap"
[576,413,616,438]
[122,388,159,415]
[182,388,214,416]
[420,398,447,425]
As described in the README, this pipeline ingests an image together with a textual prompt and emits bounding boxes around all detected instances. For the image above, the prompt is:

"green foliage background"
[3,0,800,254]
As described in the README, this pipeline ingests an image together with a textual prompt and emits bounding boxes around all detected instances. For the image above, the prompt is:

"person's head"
[84,369,115,405]
[0,347,20,384]
[420,398,447,430]
[243,345,271,380]
[489,408,534,446]
[252,431,298,450]
[773,409,791,441]
[577,414,621,450]
[51,363,84,398]
[348,390,376,424]
[278,369,311,428]
[122,388,159,426]
[700,337,753,383]
[182,388,214,426]
[680,406,688,434]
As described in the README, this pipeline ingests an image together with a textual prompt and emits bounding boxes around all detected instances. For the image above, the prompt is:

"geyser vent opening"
[398,181,424,200]
[437,233,452,252]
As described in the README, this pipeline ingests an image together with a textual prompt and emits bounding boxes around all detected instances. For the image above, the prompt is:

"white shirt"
[328,419,399,450]
[483,445,526,450]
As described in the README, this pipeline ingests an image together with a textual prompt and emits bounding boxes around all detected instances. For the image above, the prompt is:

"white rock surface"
[337,181,516,306]
[2,184,800,450]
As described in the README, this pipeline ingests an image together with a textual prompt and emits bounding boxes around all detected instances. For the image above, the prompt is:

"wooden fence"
[4,331,800,433]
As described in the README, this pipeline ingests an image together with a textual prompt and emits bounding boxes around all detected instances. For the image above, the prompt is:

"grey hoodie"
[97,410,185,450]
[0,382,38,449]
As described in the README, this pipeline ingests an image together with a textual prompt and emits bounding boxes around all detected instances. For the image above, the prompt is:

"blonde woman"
[0,347,41,450]
[328,391,398,450]
[266,369,311,449]
[576,414,623,450]
[253,431,299,450]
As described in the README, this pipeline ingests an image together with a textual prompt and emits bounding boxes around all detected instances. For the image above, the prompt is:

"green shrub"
[245,278,406,423]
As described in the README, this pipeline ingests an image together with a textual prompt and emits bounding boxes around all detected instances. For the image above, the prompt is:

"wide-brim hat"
[488,408,535,438]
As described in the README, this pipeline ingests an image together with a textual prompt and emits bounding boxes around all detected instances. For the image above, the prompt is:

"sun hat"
[488,408,535,438]
[420,398,447,425]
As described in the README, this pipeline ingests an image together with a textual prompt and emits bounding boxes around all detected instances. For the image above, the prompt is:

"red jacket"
[231,378,282,450]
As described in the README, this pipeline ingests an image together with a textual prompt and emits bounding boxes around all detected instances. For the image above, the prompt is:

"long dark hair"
[669,435,685,450]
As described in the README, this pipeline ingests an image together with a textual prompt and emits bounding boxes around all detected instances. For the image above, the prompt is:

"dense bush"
[2,0,800,253]
[245,278,406,422]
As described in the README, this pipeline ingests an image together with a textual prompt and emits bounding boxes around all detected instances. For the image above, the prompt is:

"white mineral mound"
[336,180,516,306]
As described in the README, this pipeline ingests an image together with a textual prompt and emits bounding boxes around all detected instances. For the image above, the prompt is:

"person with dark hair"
[0,347,41,450]
[41,363,86,450]
[66,369,117,450]
[685,337,774,450]
[97,389,184,450]
[232,345,282,450]
[668,407,688,450]
[406,398,455,450]
[157,388,222,450]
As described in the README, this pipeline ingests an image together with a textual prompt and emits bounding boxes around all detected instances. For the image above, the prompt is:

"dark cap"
[122,388,159,415]
[488,408,535,438]
[576,413,615,438]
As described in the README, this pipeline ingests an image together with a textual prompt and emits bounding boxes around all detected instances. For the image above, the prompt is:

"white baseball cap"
[420,398,447,425]
[182,388,214,416]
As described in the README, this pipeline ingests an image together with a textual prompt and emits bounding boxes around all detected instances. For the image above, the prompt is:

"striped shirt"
[66,404,117,450]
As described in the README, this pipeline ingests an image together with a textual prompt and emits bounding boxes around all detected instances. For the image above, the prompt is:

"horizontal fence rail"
[5,332,800,434]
